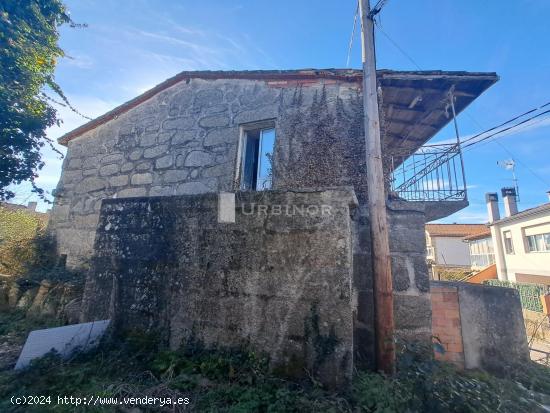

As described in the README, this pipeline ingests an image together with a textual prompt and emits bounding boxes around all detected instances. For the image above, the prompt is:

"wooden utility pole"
[358,0,396,374]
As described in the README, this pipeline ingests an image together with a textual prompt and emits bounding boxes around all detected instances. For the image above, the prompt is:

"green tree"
[0,0,84,201]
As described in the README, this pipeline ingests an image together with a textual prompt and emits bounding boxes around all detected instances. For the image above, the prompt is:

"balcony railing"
[389,143,467,202]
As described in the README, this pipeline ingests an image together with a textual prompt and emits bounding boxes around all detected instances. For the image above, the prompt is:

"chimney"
[547,190,550,202]
[27,202,37,211]
[501,187,518,217]
[486,192,500,223]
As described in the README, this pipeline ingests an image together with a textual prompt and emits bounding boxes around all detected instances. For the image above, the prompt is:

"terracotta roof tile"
[425,223,488,238]
[463,229,491,241]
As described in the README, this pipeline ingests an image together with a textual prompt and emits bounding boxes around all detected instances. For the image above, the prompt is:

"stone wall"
[51,75,435,375]
[80,187,433,380]
[431,281,529,372]
[81,189,357,387]
[50,78,368,268]
[353,201,432,369]
[0,277,81,324]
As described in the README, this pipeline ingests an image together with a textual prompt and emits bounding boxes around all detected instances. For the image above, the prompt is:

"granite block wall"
[49,77,366,268]
[81,188,358,388]
[51,75,434,375]
[80,187,433,380]
[353,200,432,369]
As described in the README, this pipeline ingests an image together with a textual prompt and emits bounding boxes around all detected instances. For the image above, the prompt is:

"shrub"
[0,206,49,276]
[0,206,79,282]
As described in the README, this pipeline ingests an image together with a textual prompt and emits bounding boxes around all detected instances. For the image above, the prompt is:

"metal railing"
[389,143,467,202]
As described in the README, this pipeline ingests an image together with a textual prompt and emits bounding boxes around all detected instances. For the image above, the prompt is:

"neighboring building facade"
[425,223,488,279]
[487,188,550,285]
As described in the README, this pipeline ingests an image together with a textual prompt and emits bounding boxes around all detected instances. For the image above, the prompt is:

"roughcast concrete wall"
[81,188,357,387]
[431,281,529,372]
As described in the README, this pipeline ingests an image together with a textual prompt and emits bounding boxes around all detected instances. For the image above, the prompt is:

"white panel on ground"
[14,319,110,370]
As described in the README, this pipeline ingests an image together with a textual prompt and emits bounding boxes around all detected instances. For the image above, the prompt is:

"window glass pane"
[536,234,545,252]
[256,128,275,190]
[527,235,537,251]
[241,133,259,190]
[544,233,550,251]
[504,231,514,254]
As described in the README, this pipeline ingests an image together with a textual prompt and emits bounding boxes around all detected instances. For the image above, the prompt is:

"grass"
[1,310,550,412]
[0,309,62,338]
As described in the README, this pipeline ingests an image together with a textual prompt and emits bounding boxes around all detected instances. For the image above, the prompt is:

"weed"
[1,315,550,412]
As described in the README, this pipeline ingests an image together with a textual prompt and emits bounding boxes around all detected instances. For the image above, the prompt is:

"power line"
[374,20,422,70]
[346,3,359,67]
[367,9,550,187]
[369,0,390,18]
[461,101,550,145]
[462,109,550,149]
[462,118,550,187]
[460,104,550,187]
[396,105,550,180]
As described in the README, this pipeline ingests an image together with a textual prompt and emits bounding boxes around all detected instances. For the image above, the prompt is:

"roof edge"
[58,68,499,146]
[488,202,550,226]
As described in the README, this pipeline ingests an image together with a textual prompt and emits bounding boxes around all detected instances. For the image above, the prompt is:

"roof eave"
[488,203,550,226]
[57,68,499,146]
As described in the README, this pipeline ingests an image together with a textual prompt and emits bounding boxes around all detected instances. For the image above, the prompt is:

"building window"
[503,231,514,254]
[240,127,275,191]
[526,233,550,252]
[468,238,495,268]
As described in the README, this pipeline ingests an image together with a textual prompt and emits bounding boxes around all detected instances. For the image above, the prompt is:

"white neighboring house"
[486,188,550,285]
[425,223,488,279]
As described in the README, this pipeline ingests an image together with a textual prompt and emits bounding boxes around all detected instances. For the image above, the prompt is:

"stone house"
[49,69,497,385]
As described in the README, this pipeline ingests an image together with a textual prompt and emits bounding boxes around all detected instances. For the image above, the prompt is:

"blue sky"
[10,0,550,223]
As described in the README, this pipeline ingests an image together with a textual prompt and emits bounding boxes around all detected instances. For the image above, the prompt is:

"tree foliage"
[0,0,77,201]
